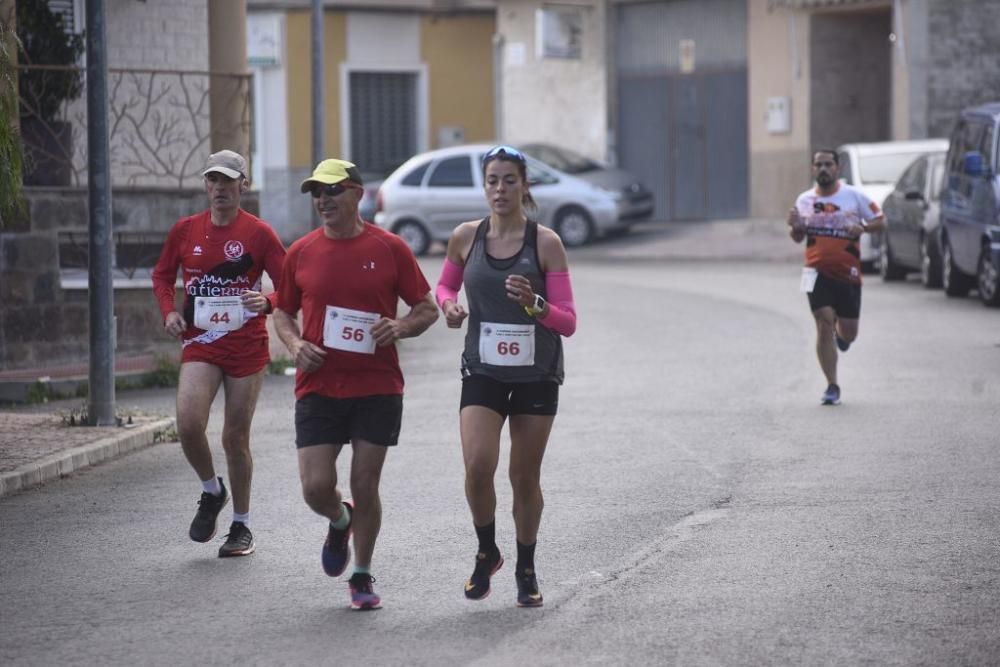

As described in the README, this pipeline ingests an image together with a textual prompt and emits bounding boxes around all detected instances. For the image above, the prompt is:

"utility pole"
[85,0,115,425]
[311,0,323,228]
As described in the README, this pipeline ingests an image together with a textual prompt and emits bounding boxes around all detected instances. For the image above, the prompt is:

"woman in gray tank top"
[435,145,578,608]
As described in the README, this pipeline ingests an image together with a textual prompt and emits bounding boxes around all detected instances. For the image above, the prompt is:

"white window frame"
[338,63,429,165]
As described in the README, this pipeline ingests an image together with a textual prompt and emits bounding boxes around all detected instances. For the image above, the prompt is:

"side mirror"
[904,190,924,201]
[963,151,988,177]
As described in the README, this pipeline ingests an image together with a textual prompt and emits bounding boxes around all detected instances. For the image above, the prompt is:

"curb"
[0,417,176,499]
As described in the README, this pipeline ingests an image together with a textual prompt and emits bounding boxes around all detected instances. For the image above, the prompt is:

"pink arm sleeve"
[435,258,464,309]
[538,271,576,337]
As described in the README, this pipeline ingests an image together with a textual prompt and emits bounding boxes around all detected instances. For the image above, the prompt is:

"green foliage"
[16,0,85,123]
[0,11,24,227]
[25,380,52,404]
[124,357,181,389]
[267,357,296,375]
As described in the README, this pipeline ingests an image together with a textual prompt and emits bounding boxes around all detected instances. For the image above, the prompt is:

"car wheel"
[393,220,431,256]
[878,232,907,281]
[977,242,1000,307]
[919,233,942,289]
[942,236,974,297]
[553,206,594,248]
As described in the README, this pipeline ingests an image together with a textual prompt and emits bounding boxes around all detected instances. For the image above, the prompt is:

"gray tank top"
[461,218,564,384]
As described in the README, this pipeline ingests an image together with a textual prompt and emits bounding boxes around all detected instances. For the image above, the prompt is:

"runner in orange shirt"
[788,148,885,405]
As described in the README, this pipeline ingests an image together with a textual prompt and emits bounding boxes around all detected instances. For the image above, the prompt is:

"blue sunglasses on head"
[483,145,526,164]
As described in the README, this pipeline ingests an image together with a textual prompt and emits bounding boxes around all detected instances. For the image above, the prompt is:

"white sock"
[201,477,222,496]
[233,512,250,527]
[330,502,351,529]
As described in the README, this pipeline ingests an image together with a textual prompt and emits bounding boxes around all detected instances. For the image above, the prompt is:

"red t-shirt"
[152,209,286,354]
[277,224,431,399]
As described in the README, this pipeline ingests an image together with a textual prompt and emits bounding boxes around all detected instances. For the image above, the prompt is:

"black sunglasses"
[311,183,350,198]
[482,145,526,164]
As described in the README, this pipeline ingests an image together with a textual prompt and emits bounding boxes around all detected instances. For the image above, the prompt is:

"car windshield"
[521,144,601,175]
[858,152,930,184]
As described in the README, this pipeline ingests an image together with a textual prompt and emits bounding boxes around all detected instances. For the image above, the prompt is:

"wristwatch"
[524,294,546,317]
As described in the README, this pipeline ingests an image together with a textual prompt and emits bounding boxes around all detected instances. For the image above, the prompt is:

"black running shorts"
[460,374,559,418]
[807,272,862,320]
[295,393,403,448]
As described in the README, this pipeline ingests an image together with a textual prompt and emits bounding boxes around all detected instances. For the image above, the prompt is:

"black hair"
[482,153,537,211]
[813,148,839,165]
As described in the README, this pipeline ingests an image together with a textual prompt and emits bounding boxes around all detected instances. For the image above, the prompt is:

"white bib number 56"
[479,322,535,366]
[323,305,378,355]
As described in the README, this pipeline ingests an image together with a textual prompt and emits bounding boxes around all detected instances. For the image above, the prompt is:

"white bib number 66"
[479,322,535,366]
[323,305,378,355]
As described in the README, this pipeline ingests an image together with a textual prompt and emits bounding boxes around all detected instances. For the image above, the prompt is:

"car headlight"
[596,186,624,201]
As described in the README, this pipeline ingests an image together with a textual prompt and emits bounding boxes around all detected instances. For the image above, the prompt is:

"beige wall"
[421,13,496,146]
[286,10,347,167]
[748,0,813,217]
[497,0,608,160]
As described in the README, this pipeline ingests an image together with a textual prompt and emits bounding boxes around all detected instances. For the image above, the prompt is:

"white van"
[836,139,949,272]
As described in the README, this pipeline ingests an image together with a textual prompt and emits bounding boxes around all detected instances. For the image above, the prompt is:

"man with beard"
[153,150,286,557]
[787,148,885,405]
[272,158,438,610]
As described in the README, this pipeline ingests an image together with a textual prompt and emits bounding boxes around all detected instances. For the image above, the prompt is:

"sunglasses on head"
[483,145,526,164]
[311,182,350,198]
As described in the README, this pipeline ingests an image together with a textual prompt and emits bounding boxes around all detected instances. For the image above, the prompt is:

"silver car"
[373,144,633,255]
[520,142,654,223]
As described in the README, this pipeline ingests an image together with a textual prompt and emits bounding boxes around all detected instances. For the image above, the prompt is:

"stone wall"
[0,188,259,372]
[926,0,1000,137]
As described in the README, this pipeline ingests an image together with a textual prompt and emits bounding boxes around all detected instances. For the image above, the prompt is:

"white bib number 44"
[194,297,245,331]
[323,306,378,355]
[479,322,535,366]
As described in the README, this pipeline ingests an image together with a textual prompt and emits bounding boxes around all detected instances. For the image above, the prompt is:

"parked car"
[373,144,635,255]
[878,151,947,286]
[519,142,654,223]
[359,179,382,222]
[837,139,949,272]
[939,101,1000,306]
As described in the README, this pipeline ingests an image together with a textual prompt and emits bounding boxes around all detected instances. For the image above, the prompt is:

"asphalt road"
[2,248,998,666]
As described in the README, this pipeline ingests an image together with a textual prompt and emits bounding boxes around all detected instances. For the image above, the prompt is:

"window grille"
[349,71,418,178]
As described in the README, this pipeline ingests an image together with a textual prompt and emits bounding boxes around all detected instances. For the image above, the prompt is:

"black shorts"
[460,374,559,418]
[808,272,862,320]
[295,393,403,448]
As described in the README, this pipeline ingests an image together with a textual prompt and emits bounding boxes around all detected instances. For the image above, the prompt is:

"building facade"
[247,0,496,242]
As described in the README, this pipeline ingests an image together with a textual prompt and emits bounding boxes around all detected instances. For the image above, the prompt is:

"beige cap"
[203,150,247,179]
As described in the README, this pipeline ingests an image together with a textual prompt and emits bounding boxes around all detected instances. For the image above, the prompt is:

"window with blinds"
[349,71,418,179]
[47,0,79,33]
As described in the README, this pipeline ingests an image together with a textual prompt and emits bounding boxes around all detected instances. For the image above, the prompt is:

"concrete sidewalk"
[0,217,801,499]
[0,412,175,498]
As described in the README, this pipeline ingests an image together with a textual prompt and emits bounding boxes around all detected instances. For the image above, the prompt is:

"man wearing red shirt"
[273,158,437,610]
[152,150,285,557]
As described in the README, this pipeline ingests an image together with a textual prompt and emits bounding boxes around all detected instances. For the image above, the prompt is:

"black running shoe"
[322,500,353,577]
[218,521,255,558]
[189,478,229,543]
[834,332,851,352]
[464,549,503,600]
[821,383,841,405]
[515,569,544,608]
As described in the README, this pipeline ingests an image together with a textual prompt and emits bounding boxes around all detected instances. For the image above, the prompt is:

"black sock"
[475,520,497,556]
[516,540,536,574]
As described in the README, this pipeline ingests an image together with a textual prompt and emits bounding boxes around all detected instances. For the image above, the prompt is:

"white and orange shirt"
[794,182,882,284]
